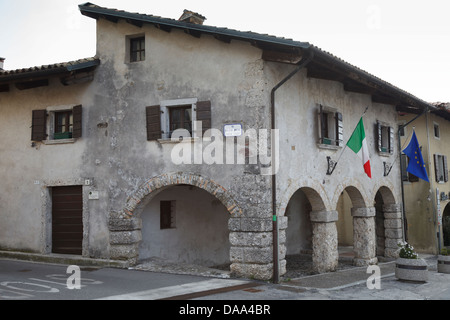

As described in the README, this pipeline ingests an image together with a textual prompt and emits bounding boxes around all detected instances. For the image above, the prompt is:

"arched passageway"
[284,187,338,275]
[336,186,377,266]
[109,172,241,269]
[139,185,231,268]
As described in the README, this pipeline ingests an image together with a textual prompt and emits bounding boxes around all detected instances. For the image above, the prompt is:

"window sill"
[378,151,392,157]
[158,137,201,144]
[317,143,341,151]
[43,138,77,145]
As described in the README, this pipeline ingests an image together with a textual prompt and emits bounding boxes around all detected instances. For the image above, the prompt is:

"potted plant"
[395,242,428,282]
[438,248,450,274]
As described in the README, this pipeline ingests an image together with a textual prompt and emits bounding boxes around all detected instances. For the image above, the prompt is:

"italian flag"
[346,117,372,178]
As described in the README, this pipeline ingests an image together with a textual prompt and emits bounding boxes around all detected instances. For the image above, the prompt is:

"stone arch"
[109,172,242,265]
[118,172,242,219]
[281,184,338,274]
[335,185,367,209]
[371,181,397,206]
[279,180,330,216]
[284,186,326,254]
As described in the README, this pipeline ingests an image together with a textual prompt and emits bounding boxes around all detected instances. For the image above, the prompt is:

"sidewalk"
[191,254,450,300]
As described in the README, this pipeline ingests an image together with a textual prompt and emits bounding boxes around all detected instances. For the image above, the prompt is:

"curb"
[0,250,128,268]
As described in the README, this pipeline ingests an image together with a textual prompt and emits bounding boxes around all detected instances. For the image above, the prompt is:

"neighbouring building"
[0,3,438,280]
[399,102,450,254]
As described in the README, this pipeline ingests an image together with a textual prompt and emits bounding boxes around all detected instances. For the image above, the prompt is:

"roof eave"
[0,58,100,84]
[78,3,310,50]
[79,3,434,114]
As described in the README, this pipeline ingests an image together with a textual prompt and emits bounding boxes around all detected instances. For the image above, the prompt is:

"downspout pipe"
[270,50,313,283]
[398,106,430,242]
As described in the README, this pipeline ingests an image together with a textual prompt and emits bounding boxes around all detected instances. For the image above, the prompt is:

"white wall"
[139,185,230,267]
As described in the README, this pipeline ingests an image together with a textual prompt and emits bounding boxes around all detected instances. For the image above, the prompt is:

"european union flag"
[403,131,429,182]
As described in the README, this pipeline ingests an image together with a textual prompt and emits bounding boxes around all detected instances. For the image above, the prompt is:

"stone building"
[0,3,437,280]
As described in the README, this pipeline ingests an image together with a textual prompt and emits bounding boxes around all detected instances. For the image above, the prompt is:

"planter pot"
[395,257,428,282]
[438,255,450,274]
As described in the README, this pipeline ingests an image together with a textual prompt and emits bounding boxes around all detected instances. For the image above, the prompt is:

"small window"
[398,122,406,138]
[31,105,82,142]
[130,36,145,62]
[377,121,394,155]
[401,154,419,182]
[54,110,73,140]
[434,123,440,139]
[160,200,176,229]
[434,154,448,183]
[146,99,211,141]
[169,105,192,136]
[318,105,343,147]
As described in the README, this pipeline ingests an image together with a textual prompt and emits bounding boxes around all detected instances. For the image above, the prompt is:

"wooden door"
[52,186,83,255]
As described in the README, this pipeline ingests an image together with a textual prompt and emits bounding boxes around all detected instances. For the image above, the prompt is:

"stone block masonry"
[383,204,404,258]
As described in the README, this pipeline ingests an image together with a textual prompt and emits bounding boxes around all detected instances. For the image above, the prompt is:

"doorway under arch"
[284,187,326,276]
[336,185,377,266]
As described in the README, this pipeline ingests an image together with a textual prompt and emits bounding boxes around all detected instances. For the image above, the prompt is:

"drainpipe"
[425,111,440,253]
[270,50,313,283]
[398,106,429,243]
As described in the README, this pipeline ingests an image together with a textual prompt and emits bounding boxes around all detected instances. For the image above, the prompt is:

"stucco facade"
[0,3,435,280]
[399,107,450,254]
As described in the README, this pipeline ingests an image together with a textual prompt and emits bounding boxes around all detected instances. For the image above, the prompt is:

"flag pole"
[384,127,414,177]
[327,106,369,175]
[385,105,429,176]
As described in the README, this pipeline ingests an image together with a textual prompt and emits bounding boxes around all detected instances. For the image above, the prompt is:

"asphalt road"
[0,258,258,301]
[1,257,450,303]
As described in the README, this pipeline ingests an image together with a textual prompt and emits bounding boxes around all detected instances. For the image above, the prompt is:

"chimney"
[178,10,206,25]
[0,58,4,71]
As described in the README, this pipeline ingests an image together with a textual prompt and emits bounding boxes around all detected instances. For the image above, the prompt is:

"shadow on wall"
[138,185,231,267]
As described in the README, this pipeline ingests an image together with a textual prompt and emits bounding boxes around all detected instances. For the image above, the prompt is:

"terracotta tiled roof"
[78,3,435,113]
[0,57,100,79]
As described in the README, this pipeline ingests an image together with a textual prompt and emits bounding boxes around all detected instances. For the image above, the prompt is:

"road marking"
[97,279,253,300]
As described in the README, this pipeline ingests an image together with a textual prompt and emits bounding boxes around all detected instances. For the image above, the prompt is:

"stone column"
[383,204,403,258]
[228,216,287,281]
[352,207,377,266]
[310,210,338,273]
[109,212,142,266]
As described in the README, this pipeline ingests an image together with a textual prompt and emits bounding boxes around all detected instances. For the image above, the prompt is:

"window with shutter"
[33,105,82,143]
[150,98,212,141]
[317,105,342,148]
[31,109,47,141]
[434,154,448,183]
[146,105,162,141]
[376,121,393,155]
[401,154,419,182]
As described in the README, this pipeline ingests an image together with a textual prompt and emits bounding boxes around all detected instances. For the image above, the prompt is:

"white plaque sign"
[223,124,242,137]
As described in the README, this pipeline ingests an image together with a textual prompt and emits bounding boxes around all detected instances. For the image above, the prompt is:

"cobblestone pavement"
[133,253,356,280]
